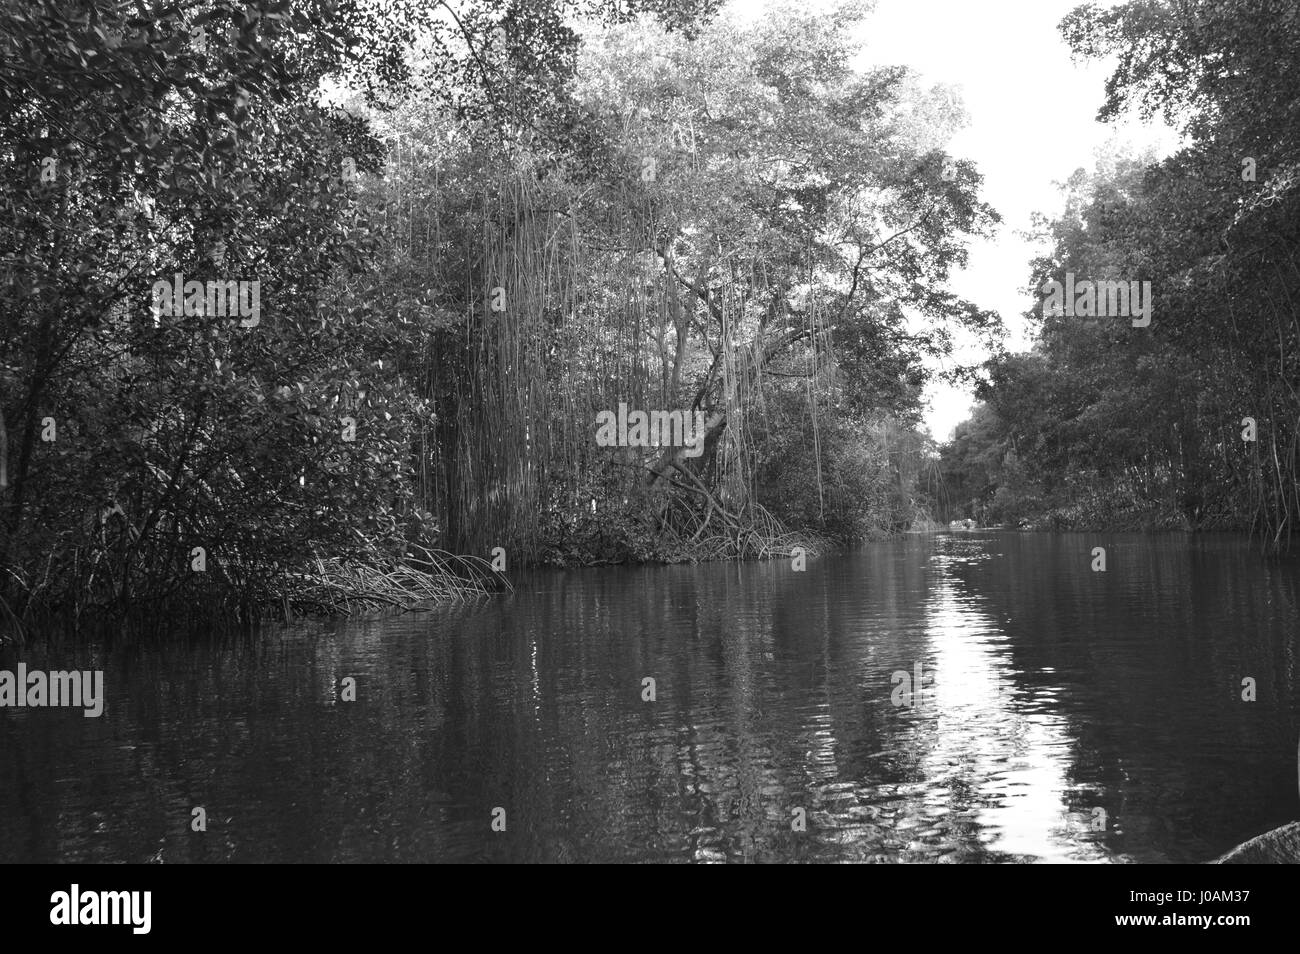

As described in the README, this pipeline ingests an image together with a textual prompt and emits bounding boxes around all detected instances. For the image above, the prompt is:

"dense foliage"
[938,0,1300,544]
[1,0,996,635]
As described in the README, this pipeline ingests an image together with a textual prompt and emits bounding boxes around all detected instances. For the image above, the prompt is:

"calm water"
[3,531,1298,863]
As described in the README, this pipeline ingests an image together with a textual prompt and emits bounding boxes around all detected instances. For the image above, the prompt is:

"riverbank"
[0,514,840,645]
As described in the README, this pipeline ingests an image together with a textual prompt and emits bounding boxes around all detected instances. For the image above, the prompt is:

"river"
[2,531,1297,863]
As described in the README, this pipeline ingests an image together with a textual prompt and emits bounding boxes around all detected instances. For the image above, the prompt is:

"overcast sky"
[732,0,1179,441]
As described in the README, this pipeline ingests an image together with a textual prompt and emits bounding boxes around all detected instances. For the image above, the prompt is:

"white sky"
[730,0,1179,441]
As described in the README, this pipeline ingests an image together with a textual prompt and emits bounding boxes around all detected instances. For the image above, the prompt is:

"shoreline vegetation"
[933,4,1300,554]
[2,1,981,643]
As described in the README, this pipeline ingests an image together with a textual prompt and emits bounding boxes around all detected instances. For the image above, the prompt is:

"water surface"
[2,531,1297,863]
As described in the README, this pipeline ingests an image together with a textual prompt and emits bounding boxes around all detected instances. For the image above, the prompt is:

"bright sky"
[730,0,1179,441]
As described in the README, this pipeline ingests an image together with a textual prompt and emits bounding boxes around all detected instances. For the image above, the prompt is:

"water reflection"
[1,532,1297,863]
